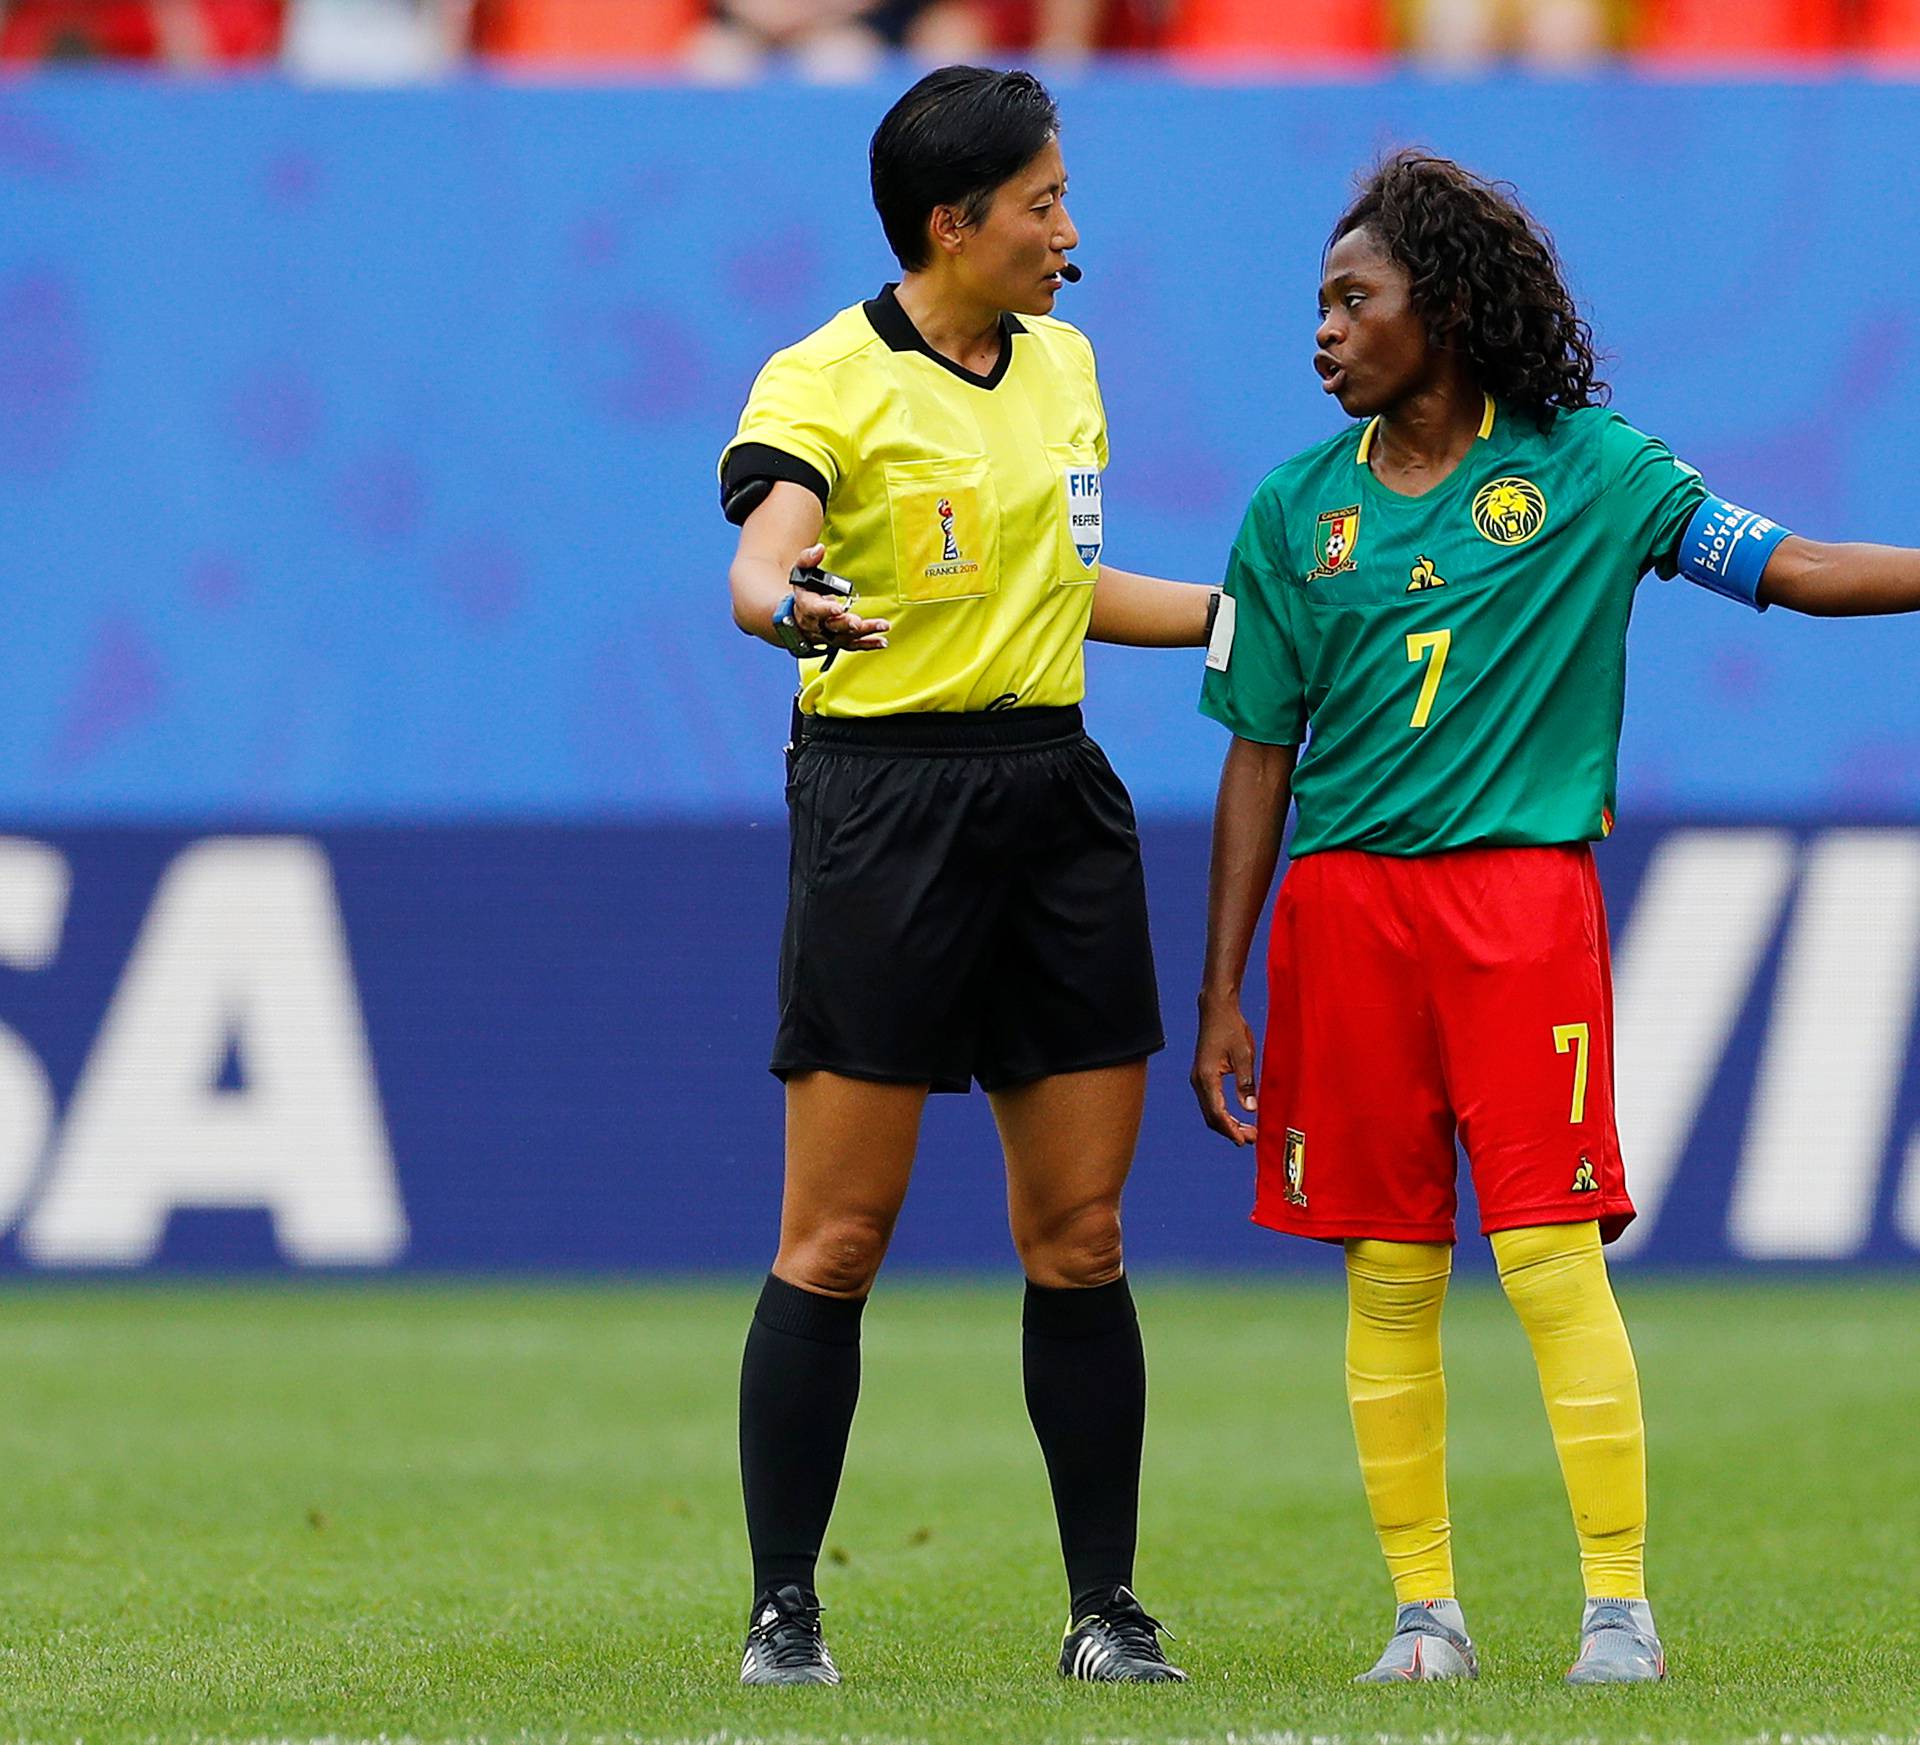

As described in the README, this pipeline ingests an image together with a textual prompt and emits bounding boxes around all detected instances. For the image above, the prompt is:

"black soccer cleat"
[1059,1585,1187,1683]
[739,1584,841,1686]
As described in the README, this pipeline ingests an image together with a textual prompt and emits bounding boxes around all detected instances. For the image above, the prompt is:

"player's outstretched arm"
[1759,536,1920,617]
[1088,566,1216,647]
[1191,735,1296,1146]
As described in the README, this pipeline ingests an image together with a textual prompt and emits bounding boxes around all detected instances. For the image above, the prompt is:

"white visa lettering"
[1611,830,1797,1258]
[1897,1126,1920,1248]
[0,840,70,1232]
[23,838,407,1267]
[1728,831,1920,1259]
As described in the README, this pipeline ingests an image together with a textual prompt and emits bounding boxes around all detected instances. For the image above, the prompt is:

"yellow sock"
[1491,1220,1647,1601]
[1344,1239,1454,1603]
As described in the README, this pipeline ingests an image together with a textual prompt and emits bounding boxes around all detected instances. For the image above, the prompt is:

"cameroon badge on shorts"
[1282,1128,1308,1207]
[1310,505,1361,579]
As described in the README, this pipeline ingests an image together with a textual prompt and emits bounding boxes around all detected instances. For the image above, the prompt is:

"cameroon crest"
[1310,505,1361,578]
[1281,1128,1308,1208]
[1471,476,1547,546]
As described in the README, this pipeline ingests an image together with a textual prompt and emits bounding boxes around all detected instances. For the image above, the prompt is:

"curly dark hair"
[1330,151,1607,428]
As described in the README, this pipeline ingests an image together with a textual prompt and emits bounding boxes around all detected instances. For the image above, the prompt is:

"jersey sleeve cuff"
[1197,691,1305,747]
[719,442,831,525]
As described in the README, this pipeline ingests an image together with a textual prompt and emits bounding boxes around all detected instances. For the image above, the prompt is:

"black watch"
[772,594,829,658]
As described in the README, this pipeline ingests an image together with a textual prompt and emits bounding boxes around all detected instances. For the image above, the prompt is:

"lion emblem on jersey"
[1471,476,1548,546]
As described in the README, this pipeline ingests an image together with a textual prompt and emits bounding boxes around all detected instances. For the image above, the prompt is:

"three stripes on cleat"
[1068,1634,1114,1680]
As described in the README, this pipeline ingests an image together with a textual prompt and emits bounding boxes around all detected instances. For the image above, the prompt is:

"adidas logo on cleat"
[1058,1586,1187,1684]
[1069,1635,1113,1679]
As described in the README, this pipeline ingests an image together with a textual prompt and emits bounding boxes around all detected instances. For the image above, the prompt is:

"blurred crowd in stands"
[2,0,1917,78]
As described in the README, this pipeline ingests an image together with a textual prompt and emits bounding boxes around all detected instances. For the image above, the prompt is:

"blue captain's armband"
[1678,496,1790,611]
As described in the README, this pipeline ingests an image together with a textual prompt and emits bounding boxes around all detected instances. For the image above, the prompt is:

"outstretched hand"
[1191,992,1259,1145]
[790,544,891,652]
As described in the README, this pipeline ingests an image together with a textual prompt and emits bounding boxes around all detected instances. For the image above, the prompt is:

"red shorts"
[1254,843,1635,1246]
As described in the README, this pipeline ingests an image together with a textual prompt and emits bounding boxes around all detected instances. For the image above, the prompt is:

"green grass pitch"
[0,1276,1914,1744]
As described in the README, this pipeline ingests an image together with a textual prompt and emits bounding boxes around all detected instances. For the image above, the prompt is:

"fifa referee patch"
[1206,591,1237,671]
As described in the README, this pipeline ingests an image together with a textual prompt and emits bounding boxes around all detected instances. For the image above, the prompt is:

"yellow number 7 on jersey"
[1405,629,1452,729]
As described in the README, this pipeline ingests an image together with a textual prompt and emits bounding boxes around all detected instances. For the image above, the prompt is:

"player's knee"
[1492,1222,1607,1328]
[1016,1199,1124,1289]
[1347,1242,1451,1335]
[779,1213,893,1298]
[1351,1275,1447,1337]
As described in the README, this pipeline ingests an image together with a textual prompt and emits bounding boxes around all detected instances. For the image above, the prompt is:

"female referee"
[719,66,1212,1687]
[1192,151,1920,1686]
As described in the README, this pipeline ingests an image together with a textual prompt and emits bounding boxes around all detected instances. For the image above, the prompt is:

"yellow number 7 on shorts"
[1552,1021,1591,1124]
[1405,629,1452,729]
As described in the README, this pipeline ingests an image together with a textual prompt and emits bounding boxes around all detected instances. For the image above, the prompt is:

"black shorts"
[773,705,1165,1094]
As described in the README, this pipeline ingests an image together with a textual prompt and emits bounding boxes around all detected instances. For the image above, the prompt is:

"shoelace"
[1098,1601,1175,1660]
[1583,1607,1646,1642]
[749,1599,828,1669]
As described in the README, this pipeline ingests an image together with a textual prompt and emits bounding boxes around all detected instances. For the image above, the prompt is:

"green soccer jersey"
[1199,398,1708,857]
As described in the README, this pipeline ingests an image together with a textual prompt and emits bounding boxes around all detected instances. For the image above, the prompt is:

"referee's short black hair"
[870,66,1061,272]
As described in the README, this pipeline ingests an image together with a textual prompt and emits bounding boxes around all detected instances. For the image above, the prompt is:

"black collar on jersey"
[863,283,1025,391]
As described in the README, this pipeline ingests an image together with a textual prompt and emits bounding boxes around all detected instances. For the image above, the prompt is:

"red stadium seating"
[0,0,278,63]
[1859,0,1920,58]
[1636,0,1846,63]
[1164,0,1387,66]
[475,0,702,67]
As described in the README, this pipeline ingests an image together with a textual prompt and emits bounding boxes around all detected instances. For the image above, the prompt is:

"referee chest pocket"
[885,456,1000,603]
[1046,442,1102,583]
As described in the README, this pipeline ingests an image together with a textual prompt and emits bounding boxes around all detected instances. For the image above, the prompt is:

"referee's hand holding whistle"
[786,544,891,653]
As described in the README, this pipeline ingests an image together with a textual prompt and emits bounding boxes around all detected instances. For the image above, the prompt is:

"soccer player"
[719,67,1212,1687]
[1191,150,1920,1685]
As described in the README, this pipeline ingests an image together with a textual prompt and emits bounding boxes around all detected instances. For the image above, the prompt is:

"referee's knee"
[1015,1201,1125,1290]
[775,1214,893,1299]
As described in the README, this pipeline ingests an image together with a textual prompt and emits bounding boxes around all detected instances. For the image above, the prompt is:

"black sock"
[739,1274,865,1603]
[1022,1275,1145,1619]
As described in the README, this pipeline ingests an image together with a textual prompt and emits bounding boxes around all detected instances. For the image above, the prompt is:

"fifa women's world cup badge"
[1309,505,1361,579]
[920,494,980,584]
[1471,476,1548,546]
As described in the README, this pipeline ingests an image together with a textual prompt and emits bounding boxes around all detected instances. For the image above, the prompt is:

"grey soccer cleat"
[1059,1585,1187,1682]
[1567,1597,1666,1685]
[1356,1600,1480,1682]
[739,1584,841,1686]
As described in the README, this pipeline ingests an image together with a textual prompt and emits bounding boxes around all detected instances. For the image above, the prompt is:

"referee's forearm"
[729,557,791,646]
[1087,567,1213,647]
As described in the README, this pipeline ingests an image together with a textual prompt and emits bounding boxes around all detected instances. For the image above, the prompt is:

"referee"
[719,67,1212,1688]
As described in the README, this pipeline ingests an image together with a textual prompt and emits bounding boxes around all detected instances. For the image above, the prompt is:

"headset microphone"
[1059,262,1083,284]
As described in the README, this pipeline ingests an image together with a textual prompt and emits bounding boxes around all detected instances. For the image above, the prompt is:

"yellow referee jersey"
[719,284,1109,717]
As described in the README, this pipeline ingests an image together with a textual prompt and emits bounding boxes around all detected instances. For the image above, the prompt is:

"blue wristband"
[1677,495,1790,612]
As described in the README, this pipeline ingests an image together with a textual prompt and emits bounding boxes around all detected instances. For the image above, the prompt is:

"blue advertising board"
[0,820,1912,1272]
